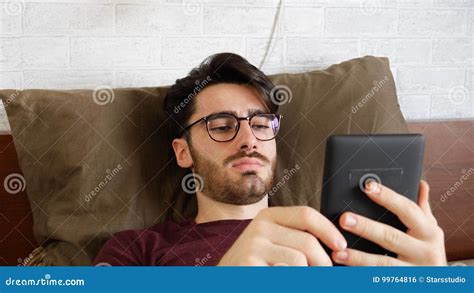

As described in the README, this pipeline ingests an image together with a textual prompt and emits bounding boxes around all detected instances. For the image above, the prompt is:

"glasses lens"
[207,114,238,142]
[250,114,280,140]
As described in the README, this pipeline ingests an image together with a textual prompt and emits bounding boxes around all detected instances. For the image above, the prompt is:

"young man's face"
[173,83,277,205]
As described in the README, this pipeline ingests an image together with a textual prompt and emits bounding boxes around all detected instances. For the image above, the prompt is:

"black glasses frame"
[180,112,283,142]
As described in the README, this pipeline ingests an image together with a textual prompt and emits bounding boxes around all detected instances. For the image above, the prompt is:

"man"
[93,53,447,266]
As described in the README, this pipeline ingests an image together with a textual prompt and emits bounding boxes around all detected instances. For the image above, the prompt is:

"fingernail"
[336,238,347,250]
[335,250,348,261]
[366,181,381,194]
[344,214,357,227]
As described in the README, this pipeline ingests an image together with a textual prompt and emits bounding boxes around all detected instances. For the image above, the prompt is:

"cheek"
[191,137,228,164]
[264,142,277,162]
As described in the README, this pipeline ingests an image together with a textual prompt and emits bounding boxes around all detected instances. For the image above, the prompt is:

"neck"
[194,192,268,224]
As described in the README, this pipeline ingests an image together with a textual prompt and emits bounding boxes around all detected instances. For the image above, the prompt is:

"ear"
[172,138,193,168]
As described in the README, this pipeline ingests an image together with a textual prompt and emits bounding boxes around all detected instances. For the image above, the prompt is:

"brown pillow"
[0,56,407,266]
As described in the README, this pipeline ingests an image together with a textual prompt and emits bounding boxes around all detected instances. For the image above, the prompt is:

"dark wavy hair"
[164,52,278,141]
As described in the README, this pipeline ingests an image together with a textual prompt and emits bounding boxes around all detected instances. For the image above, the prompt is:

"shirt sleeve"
[93,230,144,266]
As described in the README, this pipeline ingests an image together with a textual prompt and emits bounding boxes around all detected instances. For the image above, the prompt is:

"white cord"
[258,0,284,69]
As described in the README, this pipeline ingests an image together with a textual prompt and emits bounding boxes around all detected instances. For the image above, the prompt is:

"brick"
[325,8,398,35]
[23,3,114,34]
[399,9,467,36]
[284,7,323,35]
[433,0,472,7]
[204,6,279,35]
[203,0,280,5]
[431,92,473,119]
[397,67,465,93]
[467,67,473,91]
[23,70,115,89]
[0,71,22,89]
[117,4,201,35]
[71,37,160,67]
[116,69,188,87]
[0,37,68,69]
[161,37,243,66]
[362,38,432,65]
[0,7,22,35]
[398,94,431,121]
[286,37,359,66]
[246,37,284,67]
[286,0,434,7]
[433,38,473,65]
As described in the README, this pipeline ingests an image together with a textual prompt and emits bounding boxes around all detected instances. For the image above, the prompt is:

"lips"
[231,158,264,172]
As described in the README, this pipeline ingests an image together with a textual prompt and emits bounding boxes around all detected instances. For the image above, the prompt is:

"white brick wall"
[0,0,473,133]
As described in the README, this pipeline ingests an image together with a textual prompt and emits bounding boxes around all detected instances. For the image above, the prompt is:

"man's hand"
[332,180,447,266]
[217,206,347,266]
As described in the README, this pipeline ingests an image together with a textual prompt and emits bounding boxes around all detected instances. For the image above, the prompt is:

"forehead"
[193,83,268,117]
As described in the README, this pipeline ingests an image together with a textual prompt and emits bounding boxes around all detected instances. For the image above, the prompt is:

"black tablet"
[320,134,425,257]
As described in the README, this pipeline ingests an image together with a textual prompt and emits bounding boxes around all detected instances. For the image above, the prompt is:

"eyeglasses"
[180,112,283,142]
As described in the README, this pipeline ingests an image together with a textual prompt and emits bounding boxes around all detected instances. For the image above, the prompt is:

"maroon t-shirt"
[93,218,252,266]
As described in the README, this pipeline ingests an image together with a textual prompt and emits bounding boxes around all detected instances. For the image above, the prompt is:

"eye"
[252,124,270,130]
[210,126,233,132]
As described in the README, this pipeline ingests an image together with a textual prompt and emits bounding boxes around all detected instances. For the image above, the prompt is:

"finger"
[418,180,436,222]
[332,248,410,266]
[364,181,430,235]
[262,243,309,266]
[339,212,423,258]
[418,180,430,209]
[266,223,333,266]
[259,206,347,252]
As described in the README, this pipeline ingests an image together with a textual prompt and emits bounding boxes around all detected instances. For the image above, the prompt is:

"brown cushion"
[0,56,407,266]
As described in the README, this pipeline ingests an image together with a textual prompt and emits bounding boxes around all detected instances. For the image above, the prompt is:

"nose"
[235,120,258,151]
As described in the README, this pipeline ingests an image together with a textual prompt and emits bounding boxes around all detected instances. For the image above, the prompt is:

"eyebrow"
[208,108,268,117]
